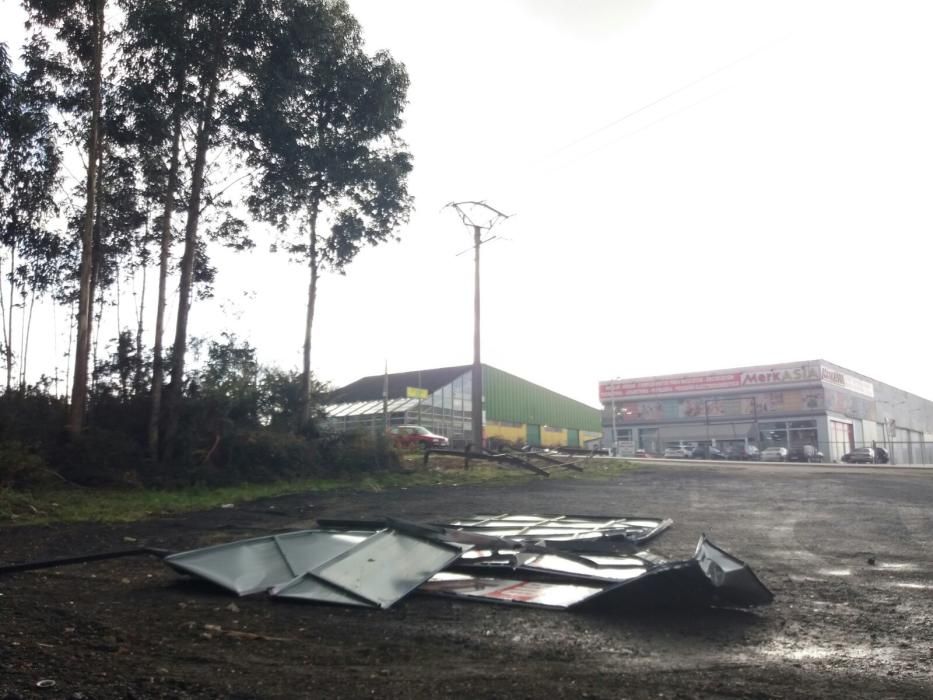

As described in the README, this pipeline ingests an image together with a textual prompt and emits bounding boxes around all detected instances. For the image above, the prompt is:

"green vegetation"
[0,457,636,526]
[0,1,412,487]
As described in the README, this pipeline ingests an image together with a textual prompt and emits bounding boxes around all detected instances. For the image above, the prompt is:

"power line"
[545,35,788,159]
[553,85,731,170]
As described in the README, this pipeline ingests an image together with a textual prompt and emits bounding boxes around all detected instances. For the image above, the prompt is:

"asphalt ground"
[2,462,932,698]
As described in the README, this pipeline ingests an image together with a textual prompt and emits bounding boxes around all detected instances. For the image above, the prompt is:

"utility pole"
[445,201,510,451]
[382,360,389,432]
[610,384,618,456]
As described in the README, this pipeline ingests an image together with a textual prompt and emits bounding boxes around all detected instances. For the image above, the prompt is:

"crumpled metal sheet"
[421,535,773,610]
[435,513,673,548]
[164,513,771,612]
[270,529,468,608]
[164,530,373,596]
[165,527,470,609]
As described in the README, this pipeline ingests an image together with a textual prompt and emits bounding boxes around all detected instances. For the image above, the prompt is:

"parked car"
[760,446,788,462]
[387,425,449,449]
[690,446,726,459]
[787,445,824,463]
[725,444,760,461]
[841,447,875,464]
[874,447,890,464]
[634,449,648,457]
[662,446,691,459]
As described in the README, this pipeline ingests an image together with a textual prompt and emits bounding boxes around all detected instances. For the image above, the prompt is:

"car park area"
[2,462,931,698]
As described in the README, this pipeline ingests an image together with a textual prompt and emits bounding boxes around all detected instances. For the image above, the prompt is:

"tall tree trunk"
[67,0,105,436]
[135,253,146,395]
[65,300,74,399]
[88,145,105,400]
[0,254,7,386]
[20,288,35,389]
[18,288,34,389]
[6,244,14,391]
[163,70,219,457]
[299,204,320,429]
[148,104,183,459]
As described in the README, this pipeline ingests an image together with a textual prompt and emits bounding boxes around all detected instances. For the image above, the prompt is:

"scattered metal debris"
[268,529,468,608]
[166,526,469,608]
[424,535,773,610]
[435,513,674,547]
[165,514,770,611]
[164,529,375,596]
[1,512,773,614]
[0,547,170,576]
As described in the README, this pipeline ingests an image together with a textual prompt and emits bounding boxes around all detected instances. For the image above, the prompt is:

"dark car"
[725,445,760,461]
[874,447,890,464]
[841,447,875,464]
[787,445,824,463]
[387,425,449,449]
[691,446,725,459]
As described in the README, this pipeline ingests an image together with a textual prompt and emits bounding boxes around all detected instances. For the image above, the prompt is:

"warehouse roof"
[329,365,471,404]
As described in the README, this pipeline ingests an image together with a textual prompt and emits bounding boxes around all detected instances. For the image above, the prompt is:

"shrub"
[49,428,144,487]
[0,440,54,488]
[188,429,320,486]
[317,430,400,475]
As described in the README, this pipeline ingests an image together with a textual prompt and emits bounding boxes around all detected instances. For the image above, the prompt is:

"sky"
[2,0,933,407]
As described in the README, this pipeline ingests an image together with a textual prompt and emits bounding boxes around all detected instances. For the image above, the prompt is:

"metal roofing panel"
[422,572,606,609]
[272,530,468,608]
[440,514,672,546]
[163,530,372,596]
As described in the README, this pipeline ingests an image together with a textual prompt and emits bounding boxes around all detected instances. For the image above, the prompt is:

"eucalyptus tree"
[119,0,193,457]
[22,0,107,434]
[0,39,61,391]
[234,0,413,428]
[156,0,278,458]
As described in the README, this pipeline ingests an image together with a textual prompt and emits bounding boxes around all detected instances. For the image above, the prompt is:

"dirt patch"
[2,464,932,698]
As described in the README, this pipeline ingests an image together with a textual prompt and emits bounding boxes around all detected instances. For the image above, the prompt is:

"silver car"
[760,446,788,462]
[663,446,691,459]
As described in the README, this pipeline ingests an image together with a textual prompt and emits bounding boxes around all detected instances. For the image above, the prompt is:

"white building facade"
[599,360,933,464]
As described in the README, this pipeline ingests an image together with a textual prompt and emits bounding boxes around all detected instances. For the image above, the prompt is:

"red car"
[388,425,449,449]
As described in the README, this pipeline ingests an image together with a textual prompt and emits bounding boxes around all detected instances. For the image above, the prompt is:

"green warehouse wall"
[483,365,601,432]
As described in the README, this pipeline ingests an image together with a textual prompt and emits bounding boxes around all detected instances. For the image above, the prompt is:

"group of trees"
[0,0,412,480]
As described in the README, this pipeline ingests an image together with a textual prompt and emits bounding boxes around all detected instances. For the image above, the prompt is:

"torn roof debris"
[435,513,673,547]
[160,514,772,612]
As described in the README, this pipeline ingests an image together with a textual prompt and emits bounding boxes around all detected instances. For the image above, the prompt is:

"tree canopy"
[0,0,413,481]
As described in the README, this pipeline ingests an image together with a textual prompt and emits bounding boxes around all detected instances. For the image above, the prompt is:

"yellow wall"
[485,421,526,444]
[541,426,567,447]
[485,422,603,447]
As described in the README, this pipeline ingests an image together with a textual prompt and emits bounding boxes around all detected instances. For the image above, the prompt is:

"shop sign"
[820,366,874,398]
[739,365,820,386]
[599,372,742,400]
[600,363,822,400]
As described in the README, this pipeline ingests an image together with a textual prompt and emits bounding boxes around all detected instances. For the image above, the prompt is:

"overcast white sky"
[3,1,933,407]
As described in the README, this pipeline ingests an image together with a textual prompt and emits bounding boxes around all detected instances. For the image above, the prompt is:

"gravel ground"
[1,462,932,699]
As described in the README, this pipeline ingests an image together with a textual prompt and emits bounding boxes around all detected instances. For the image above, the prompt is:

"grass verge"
[1,456,637,526]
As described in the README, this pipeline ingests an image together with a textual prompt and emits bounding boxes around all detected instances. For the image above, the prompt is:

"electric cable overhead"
[545,35,788,159]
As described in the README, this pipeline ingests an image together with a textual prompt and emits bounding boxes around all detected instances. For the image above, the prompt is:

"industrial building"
[326,364,602,449]
[599,360,933,464]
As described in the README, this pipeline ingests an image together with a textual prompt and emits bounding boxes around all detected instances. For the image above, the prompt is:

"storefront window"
[639,428,659,455]
[789,420,818,448]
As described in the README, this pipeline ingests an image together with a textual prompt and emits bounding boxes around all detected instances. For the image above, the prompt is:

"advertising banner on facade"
[618,389,825,423]
[600,364,821,401]
[820,366,875,398]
